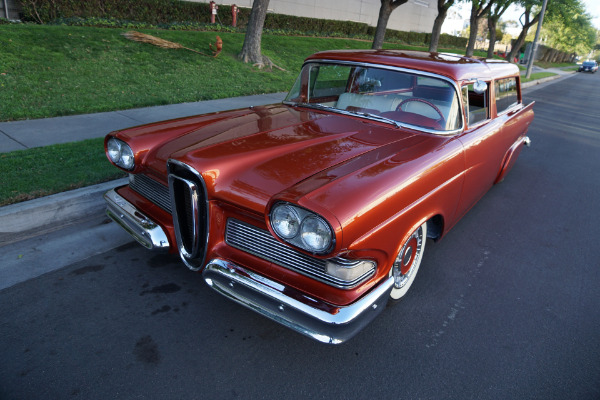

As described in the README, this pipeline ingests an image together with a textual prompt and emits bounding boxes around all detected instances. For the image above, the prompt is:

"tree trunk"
[372,1,392,49]
[429,5,450,52]
[487,17,497,58]
[371,0,409,50]
[238,0,270,66]
[506,27,528,63]
[506,8,540,63]
[465,5,479,57]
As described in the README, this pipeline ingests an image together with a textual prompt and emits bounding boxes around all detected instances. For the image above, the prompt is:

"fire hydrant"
[231,4,239,27]
[210,1,218,24]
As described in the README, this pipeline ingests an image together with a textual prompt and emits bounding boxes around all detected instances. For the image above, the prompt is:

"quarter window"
[495,78,518,114]
[463,82,489,126]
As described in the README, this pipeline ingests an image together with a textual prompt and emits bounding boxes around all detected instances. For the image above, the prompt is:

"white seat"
[336,93,404,113]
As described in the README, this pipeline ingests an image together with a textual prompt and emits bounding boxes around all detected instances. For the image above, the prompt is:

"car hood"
[118,104,441,214]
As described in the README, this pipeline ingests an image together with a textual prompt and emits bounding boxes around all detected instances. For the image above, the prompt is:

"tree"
[487,0,514,58]
[505,1,540,62]
[372,0,409,50]
[541,1,596,58]
[429,0,458,52]
[465,0,494,56]
[505,0,585,63]
[238,0,274,69]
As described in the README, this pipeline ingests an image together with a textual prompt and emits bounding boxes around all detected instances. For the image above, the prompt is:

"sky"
[452,0,600,30]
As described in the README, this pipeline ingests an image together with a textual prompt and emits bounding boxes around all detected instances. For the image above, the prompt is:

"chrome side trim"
[202,258,393,344]
[104,188,170,251]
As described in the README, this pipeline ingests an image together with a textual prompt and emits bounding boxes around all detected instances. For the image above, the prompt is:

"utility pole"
[526,0,549,79]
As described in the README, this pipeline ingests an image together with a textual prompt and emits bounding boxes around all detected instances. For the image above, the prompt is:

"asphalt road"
[1,73,599,400]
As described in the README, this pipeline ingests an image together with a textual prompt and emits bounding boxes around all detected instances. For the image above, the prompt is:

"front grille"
[225,219,371,289]
[129,174,172,213]
[168,160,209,271]
[171,178,196,252]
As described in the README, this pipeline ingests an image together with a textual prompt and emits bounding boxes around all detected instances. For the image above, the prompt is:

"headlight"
[271,204,301,239]
[301,216,331,252]
[270,203,334,254]
[106,137,135,170]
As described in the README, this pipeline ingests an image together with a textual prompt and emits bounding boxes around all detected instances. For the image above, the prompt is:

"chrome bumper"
[104,188,170,251]
[203,258,394,344]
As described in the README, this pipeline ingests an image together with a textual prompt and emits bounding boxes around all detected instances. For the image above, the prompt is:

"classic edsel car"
[104,50,534,344]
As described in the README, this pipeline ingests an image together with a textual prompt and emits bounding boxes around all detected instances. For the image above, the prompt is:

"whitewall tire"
[389,222,427,300]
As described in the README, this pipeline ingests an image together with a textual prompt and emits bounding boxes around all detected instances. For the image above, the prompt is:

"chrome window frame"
[461,79,491,129]
[283,59,465,136]
[494,76,520,117]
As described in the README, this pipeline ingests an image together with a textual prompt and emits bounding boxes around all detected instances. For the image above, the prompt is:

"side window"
[495,77,518,114]
[462,82,489,126]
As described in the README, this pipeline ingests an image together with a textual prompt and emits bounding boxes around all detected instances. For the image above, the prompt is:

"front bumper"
[203,258,394,344]
[104,188,170,251]
[105,188,392,343]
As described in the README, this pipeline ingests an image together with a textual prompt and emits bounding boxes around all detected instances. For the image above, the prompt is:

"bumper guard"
[104,188,170,251]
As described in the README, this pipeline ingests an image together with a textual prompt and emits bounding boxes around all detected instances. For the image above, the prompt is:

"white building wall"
[188,0,438,33]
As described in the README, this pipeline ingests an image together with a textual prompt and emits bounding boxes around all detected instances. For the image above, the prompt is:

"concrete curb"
[0,178,127,243]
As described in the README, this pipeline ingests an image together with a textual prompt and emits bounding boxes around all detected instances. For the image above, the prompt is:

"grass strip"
[521,72,558,83]
[0,138,125,206]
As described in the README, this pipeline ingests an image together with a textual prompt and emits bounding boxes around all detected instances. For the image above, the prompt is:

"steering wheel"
[397,98,445,124]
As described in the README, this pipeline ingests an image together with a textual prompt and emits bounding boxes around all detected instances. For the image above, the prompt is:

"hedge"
[18,0,468,48]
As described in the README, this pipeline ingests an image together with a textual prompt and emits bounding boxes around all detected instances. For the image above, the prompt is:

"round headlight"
[107,138,135,170]
[107,138,122,163]
[300,216,332,252]
[119,144,135,170]
[271,204,301,239]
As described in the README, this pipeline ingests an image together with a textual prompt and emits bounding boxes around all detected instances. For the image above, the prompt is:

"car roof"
[305,50,519,82]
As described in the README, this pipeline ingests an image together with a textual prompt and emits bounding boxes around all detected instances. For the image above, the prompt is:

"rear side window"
[495,78,518,114]
[462,83,489,126]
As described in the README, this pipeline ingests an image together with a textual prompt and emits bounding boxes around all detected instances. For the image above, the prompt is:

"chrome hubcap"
[393,226,423,289]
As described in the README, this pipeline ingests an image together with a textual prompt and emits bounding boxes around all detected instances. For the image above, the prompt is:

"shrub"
[18,0,468,49]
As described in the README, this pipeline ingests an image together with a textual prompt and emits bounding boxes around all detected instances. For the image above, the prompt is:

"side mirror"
[473,79,488,94]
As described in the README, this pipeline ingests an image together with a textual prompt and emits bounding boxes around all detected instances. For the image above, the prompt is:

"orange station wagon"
[104,50,534,343]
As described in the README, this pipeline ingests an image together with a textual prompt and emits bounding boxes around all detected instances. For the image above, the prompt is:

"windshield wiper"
[284,102,403,128]
[350,111,402,128]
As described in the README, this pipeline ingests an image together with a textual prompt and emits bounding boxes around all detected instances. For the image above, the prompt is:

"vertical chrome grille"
[168,160,209,271]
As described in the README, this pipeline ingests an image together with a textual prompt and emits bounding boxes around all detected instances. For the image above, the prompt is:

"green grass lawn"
[534,61,577,69]
[0,24,515,206]
[0,24,485,122]
[0,138,125,206]
[521,72,557,83]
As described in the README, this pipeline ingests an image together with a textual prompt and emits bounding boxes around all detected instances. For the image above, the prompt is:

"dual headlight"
[107,137,135,170]
[270,203,333,254]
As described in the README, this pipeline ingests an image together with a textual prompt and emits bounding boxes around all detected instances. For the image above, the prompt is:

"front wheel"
[389,222,427,300]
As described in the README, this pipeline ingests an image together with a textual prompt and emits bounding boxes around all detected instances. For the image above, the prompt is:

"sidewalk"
[0,92,287,153]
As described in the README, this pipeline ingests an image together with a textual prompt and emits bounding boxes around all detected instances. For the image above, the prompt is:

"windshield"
[284,62,462,132]
[583,61,596,66]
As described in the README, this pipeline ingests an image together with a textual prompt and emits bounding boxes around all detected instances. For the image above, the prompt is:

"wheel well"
[426,214,444,241]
